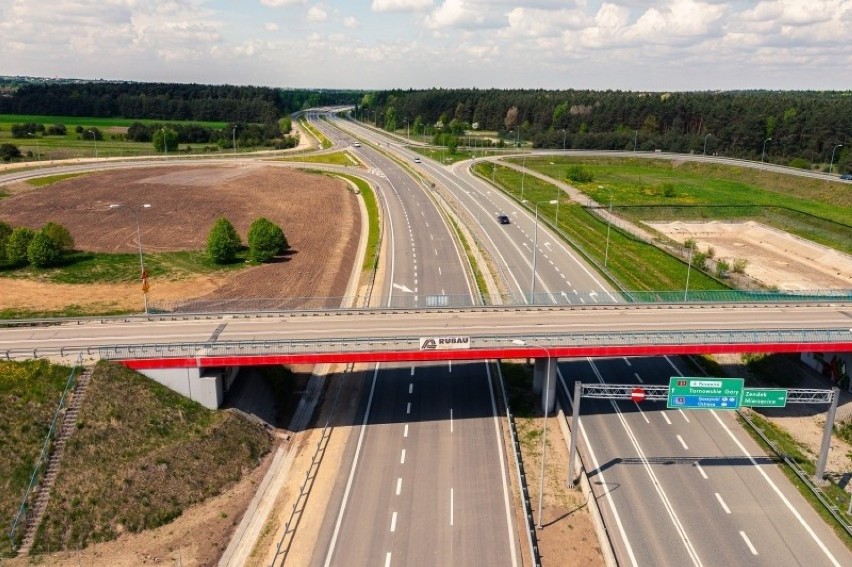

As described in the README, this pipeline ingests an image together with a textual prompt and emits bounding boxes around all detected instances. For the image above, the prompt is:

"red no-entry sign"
[631,387,646,403]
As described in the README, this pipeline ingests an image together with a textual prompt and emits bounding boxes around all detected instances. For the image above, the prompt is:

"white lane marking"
[485,363,520,566]
[710,410,841,566]
[409,380,414,392]
[448,360,452,373]
[666,356,841,566]
[740,531,758,555]
[662,412,672,425]
[634,403,650,423]
[450,409,454,433]
[403,424,408,438]
[557,368,638,567]
[678,409,691,423]
[406,402,411,415]
[715,493,731,514]
[410,367,415,377]
[324,365,380,567]
[390,511,398,532]
[396,477,402,496]
[677,435,689,450]
[624,358,632,367]
[634,372,644,383]
[695,462,708,479]
[450,488,454,526]
[588,359,702,566]
[438,266,442,275]
[400,449,406,464]
[385,552,392,567]
[435,248,438,256]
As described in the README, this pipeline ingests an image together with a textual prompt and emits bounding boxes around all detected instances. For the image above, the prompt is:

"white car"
[353,142,361,147]
[414,158,421,163]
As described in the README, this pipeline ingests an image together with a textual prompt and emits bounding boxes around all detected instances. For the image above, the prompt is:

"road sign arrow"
[392,283,414,293]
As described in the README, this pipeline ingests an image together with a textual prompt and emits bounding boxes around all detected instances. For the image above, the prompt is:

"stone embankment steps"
[18,367,93,556]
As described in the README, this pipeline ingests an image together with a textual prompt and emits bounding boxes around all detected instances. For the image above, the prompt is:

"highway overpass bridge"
[4,302,848,408]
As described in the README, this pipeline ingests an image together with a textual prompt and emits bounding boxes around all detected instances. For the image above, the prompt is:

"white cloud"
[260,0,306,7]
[307,5,328,21]
[372,0,433,13]
[343,15,360,28]
[265,22,280,31]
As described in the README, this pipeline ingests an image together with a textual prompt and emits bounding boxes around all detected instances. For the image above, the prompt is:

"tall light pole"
[27,132,41,164]
[684,241,694,303]
[560,128,566,150]
[162,127,167,158]
[602,186,613,266]
[232,127,237,160]
[520,154,527,200]
[88,130,98,158]
[703,133,711,156]
[108,203,152,313]
[633,130,638,152]
[405,117,409,142]
[530,200,558,303]
[829,144,843,181]
[761,137,772,163]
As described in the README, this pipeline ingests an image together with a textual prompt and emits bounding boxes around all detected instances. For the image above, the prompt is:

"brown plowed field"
[0,164,361,312]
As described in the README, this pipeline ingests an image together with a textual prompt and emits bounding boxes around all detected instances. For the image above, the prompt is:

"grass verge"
[32,362,273,553]
[277,151,359,167]
[25,173,88,187]
[472,161,727,293]
[299,119,331,150]
[0,360,71,556]
[320,172,380,274]
[445,212,488,302]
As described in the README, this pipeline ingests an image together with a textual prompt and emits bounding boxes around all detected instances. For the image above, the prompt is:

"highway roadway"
[301,114,518,566]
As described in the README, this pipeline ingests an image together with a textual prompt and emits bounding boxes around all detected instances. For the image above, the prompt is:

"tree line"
[359,89,852,171]
[0,221,74,268]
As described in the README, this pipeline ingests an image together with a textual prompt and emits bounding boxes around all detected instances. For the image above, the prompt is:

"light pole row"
[108,203,152,313]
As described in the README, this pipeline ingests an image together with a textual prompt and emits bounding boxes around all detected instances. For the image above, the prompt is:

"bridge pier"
[533,357,557,414]
[134,365,239,409]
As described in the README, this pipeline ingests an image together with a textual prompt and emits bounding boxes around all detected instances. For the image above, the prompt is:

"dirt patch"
[649,220,852,290]
[0,164,361,312]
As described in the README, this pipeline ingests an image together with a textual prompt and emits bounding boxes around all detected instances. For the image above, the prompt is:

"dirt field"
[0,164,361,311]
[649,220,852,290]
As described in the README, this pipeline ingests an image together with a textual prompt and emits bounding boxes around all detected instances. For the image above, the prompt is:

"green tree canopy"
[27,231,62,268]
[247,218,287,263]
[6,226,35,266]
[41,222,74,251]
[0,143,22,162]
[0,221,12,264]
[152,128,179,152]
[206,217,242,264]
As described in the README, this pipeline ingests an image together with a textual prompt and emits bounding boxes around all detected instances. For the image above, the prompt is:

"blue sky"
[1,0,850,90]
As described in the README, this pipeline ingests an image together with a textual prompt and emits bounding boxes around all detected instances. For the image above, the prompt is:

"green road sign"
[668,377,744,410]
[742,388,788,408]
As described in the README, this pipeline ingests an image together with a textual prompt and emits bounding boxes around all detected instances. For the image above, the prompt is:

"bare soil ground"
[0,164,361,311]
[649,220,852,290]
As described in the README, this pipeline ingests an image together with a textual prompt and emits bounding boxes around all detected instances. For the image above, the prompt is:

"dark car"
[840,173,852,180]
[497,213,510,224]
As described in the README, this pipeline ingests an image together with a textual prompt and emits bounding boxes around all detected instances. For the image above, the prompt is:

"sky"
[1,0,851,91]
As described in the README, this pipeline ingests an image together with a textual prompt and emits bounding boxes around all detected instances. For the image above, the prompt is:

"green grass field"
[521,157,852,255]
[278,151,359,166]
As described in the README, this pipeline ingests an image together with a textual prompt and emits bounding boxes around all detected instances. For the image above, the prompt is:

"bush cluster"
[205,217,288,264]
[0,220,74,268]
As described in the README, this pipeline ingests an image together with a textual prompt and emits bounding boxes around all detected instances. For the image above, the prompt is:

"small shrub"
[788,157,810,169]
[691,251,707,270]
[0,143,22,162]
[662,183,677,197]
[566,165,593,183]
[6,226,35,266]
[27,231,63,267]
[41,222,74,251]
[732,258,748,273]
[715,259,730,278]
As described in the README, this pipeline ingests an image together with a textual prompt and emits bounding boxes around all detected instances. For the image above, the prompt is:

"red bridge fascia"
[119,341,852,370]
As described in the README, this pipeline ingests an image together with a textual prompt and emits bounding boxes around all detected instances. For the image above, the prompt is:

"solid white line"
[634,403,650,423]
[678,409,691,423]
[677,434,689,450]
[662,412,672,425]
[740,531,758,555]
[450,488,454,526]
[450,408,454,433]
[709,411,841,566]
[323,365,380,567]
[403,424,408,438]
[715,492,731,514]
[396,477,402,496]
[385,552,392,567]
[406,402,411,414]
[485,363,519,566]
[634,372,644,383]
[390,511,398,532]
[695,462,708,479]
[588,359,703,566]
[400,449,406,464]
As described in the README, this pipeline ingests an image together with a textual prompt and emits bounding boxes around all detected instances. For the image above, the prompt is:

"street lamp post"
[703,133,711,156]
[530,200,558,303]
[633,130,638,152]
[232,127,237,160]
[520,154,527,200]
[684,243,693,302]
[405,117,409,142]
[829,144,843,181]
[27,132,41,164]
[560,129,566,150]
[108,203,152,313]
[602,187,613,266]
[88,130,98,159]
[761,137,772,163]
[162,127,167,158]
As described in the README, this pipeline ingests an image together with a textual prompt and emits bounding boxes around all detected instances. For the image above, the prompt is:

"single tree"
[247,218,287,263]
[6,226,35,266]
[206,217,242,264]
[27,231,62,268]
[153,128,179,152]
[0,221,12,264]
[41,222,74,251]
[0,143,22,162]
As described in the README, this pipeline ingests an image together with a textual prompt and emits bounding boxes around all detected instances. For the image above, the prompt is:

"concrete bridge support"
[135,365,240,409]
[533,356,557,414]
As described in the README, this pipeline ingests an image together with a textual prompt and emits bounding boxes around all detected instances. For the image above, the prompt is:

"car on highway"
[497,213,510,224]
[352,142,361,147]
[841,173,852,180]
[414,157,421,163]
